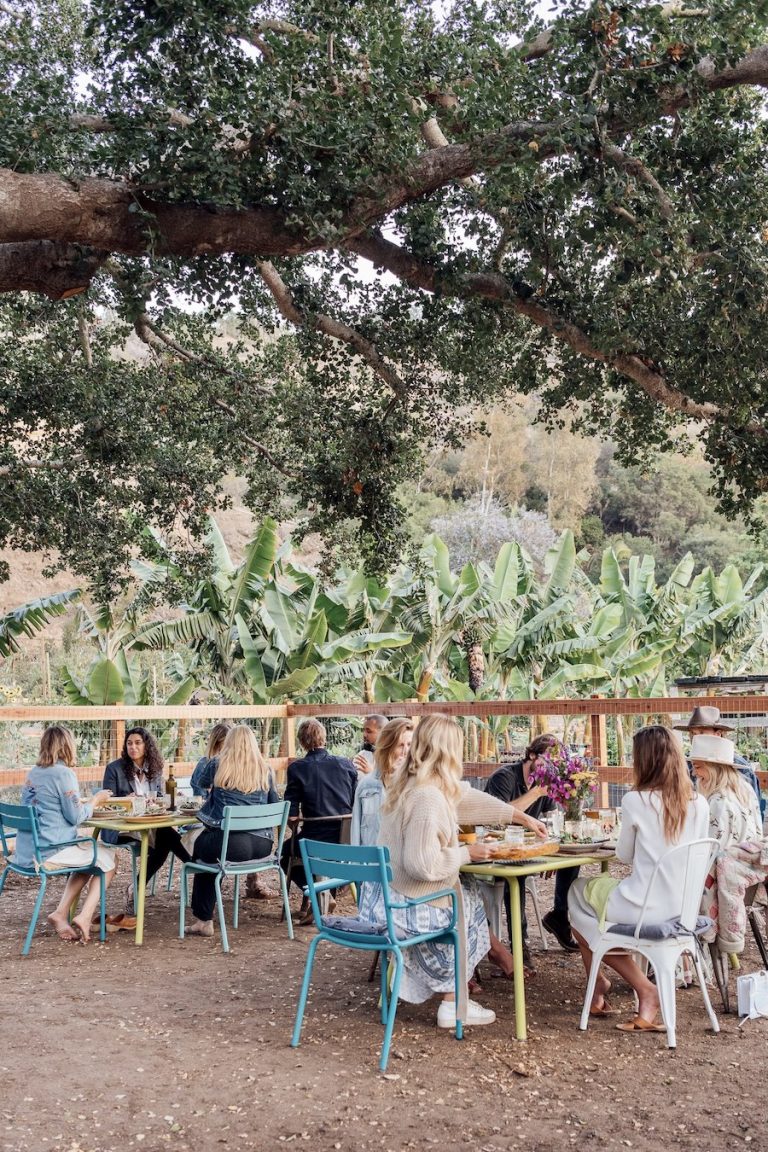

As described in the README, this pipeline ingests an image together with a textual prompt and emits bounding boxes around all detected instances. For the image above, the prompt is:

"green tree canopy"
[1,0,767,595]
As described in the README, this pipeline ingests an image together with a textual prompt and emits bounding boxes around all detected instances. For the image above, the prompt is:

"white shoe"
[437,998,496,1028]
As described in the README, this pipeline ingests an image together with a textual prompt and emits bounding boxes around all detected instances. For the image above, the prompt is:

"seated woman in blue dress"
[184,724,280,938]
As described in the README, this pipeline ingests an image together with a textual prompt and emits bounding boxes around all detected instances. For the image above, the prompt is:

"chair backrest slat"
[0,802,43,862]
[299,838,399,939]
[636,837,718,936]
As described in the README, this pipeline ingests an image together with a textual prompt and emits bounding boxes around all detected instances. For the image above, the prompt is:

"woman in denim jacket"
[184,724,279,937]
[351,718,414,847]
[14,725,115,942]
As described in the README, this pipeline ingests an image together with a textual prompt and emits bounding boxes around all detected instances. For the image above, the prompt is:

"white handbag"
[736,970,768,1019]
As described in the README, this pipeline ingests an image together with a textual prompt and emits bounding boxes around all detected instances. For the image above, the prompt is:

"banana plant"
[0,590,81,659]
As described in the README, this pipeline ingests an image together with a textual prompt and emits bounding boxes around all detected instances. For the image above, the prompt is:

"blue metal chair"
[291,840,463,1072]
[0,801,107,955]
[179,801,293,952]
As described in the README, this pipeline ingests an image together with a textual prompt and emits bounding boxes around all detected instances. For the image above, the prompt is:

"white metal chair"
[578,837,721,1048]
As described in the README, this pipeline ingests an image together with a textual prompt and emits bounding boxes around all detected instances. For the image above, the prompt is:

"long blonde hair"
[214,725,270,793]
[37,725,77,768]
[694,760,753,806]
[382,714,463,812]
[374,717,415,787]
[632,725,694,842]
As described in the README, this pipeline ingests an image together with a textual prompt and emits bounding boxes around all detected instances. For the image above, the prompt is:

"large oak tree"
[1,0,767,596]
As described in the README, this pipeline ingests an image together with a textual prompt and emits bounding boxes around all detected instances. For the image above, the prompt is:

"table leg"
[134,832,150,946]
[507,877,527,1041]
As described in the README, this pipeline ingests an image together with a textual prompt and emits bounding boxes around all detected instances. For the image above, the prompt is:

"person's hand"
[467,842,493,862]
[520,813,548,839]
[92,790,111,806]
[353,753,373,774]
[526,785,548,801]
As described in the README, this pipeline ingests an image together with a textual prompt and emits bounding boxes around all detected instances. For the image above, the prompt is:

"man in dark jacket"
[486,734,580,964]
[281,718,358,922]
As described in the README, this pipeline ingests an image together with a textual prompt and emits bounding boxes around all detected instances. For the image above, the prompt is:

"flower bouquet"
[527,745,598,821]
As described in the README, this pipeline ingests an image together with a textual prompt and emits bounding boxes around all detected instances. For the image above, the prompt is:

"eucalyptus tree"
[1,1,768,597]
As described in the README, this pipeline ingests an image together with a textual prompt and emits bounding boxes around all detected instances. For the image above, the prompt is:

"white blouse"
[607,790,710,924]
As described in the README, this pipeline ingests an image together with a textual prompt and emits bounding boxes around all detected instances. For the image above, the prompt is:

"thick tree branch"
[257,261,408,399]
[0,240,108,299]
[347,231,728,427]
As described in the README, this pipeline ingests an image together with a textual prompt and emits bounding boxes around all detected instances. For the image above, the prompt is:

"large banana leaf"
[421,533,455,597]
[588,603,623,638]
[491,542,521,603]
[318,630,412,661]
[60,667,91,705]
[266,667,318,700]
[261,586,299,653]
[133,611,221,650]
[373,674,414,702]
[87,658,126,704]
[0,590,81,658]
[165,675,198,705]
[543,531,576,602]
[227,516,278,625]
[235,615,268,701]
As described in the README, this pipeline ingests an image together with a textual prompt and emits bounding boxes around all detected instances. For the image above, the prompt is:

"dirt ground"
[1,866,766,1152]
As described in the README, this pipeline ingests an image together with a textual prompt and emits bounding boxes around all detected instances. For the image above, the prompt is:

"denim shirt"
[190,756,218,797]
[350,772,384,846]
[12,761,94,868]
[198,775,279,834]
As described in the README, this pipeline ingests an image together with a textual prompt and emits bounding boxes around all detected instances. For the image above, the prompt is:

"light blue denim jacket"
[12,761,94,868]
[350,772,385,847]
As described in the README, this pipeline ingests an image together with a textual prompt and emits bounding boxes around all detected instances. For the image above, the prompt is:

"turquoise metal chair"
[291,840,463,1072]
[179,801,293,952]
[0,801,107,955]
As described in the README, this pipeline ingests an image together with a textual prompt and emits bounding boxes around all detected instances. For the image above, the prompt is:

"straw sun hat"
[688,734,735,766]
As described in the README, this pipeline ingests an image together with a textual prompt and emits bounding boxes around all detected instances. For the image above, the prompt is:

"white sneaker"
[437,998,496,1028]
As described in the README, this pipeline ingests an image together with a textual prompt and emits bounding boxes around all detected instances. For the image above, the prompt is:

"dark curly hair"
[121,726,164,785]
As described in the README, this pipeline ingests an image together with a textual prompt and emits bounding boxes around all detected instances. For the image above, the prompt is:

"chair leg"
[215,874,229,952]
[380,951,403,1073]
[451,927,463,1042]
[693,947,720,1034]
[98,872,107,942]
[291,933,322,1048]
[652,956,678,1049]
[379,951,389,1024]
[277,867,294,941]
[24,875,47,956]
[233,875,241,930]
[527,877,548,951]
[166,855,175,892]
[179,866,188,939]
[579,945,605,1031]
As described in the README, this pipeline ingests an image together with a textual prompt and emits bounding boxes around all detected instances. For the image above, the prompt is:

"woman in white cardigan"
[568,726,709,1032]
[378,714,547,1030]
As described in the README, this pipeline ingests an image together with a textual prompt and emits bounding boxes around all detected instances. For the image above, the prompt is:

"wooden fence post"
[589,695,608,773]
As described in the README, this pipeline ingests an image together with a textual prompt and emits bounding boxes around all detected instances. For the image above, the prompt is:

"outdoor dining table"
[461,849,614,1041]
[84,812,197,945]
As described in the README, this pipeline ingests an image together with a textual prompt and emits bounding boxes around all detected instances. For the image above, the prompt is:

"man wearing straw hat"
[675,705,764,818]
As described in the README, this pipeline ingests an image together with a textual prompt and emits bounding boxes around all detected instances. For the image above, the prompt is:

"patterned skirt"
[364,876,490,1003]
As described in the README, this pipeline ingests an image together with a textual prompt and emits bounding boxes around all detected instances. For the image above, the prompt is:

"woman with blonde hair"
[377,713,547,1030]
[185,724,279,938]
[568,725,709,1031]
[690,734,762,848]
[13,725,115,943]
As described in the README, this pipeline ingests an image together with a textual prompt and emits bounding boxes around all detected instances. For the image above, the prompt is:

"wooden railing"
[1,697,766,797]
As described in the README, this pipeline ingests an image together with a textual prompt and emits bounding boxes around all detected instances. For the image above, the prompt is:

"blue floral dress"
[362,876,490,1002]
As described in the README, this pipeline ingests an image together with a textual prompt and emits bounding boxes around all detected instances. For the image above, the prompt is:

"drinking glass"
[131,795,147,815]
[599,808,616,835]
[504,825,525,846]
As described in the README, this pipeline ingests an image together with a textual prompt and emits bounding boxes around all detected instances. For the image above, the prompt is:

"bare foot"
[47,912,78,942]
[71,914,92,943]
[590,973,612,1014]
[636,988,661,1024]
